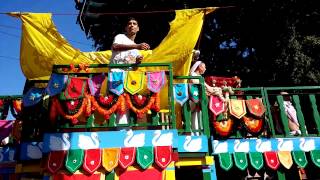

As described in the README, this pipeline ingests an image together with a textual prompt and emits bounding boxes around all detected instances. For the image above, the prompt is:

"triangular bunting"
[245,98,265,117]
[189,84,200,103]
[154,146,172,169]
[99,76,108,96]
[119,147,136,169]
[264,151,280,170]
[278,151,293,169]
[108,71,124,96]
[47,151,67,174]
[310,150,320,168]
[292,151,307,168]
[233,152,248,170]
[173,84,189,106]
[218,153,233,171]
[137,146,154,169]
[46,73,68,96]
[88,74,106,97]
[249,152,264,170]
[124,71,145,95]
[147,71,166,93]
[102,148,120,172]
[23,88,44,107]
[65,149,84,173]
[61,77,87,100]
[209,96,225,116]
[83,149,102,174]
[229,99,246,119]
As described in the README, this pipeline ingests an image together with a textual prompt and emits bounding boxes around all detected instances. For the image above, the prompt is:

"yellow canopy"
[9,8,216,80]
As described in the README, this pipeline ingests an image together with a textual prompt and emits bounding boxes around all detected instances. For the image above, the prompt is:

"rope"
[0,6,235,16]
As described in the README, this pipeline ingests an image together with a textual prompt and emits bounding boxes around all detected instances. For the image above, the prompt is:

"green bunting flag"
[249,152,264,170]
[183,100,192,132]
[310,150,320,168]
[234,152,248,170]
[218,153,233,171]
[189,84,200,103]
[65,149,84,173]
[292,151,307,168]
[137,147,154,169]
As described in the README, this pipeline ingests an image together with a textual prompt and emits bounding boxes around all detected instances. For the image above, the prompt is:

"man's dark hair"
[127,17,138,25]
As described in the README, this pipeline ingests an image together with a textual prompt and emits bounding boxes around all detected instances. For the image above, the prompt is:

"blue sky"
[0,0,95,95]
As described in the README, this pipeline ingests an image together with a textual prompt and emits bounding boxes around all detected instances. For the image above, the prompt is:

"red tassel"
[137,113,144,119]
[71,118,78,125]
[104,114,110,120]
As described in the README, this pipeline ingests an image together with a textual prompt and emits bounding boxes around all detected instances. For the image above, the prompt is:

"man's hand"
[135,55,143,64]
[138,43,150,50]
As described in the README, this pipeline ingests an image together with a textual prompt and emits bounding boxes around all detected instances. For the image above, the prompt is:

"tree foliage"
[75,0,320,86]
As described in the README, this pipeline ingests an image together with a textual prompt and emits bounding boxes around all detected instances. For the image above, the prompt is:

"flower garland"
[60,98,83,115]
[10,99,23,119]
[0,98,9,120]
[131,94,149,108]
[90,94,126,120]
[50,96,88,125]
[96,94,117,108]
[125,93,160,119]
[12,99,22,114]
[68,63,90,73]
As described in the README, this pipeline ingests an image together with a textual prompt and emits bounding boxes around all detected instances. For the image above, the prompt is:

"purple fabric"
[0,120,13,141]
[88,74,105,96]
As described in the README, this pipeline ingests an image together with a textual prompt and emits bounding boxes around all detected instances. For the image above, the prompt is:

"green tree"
[75,0,320,86]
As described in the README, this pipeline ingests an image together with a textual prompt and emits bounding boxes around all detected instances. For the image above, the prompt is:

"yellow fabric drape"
[143,8,215,76]
[9,8,216,80]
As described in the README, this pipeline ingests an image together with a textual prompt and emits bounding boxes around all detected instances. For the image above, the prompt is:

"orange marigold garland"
[85,95,92,116]
[125,93,160,119]
[10,99,23,118]
[90,94,125,120]
[12,99,22,114]
[69,63,90,73]
[151,93,160,112]
[79,63,90,72]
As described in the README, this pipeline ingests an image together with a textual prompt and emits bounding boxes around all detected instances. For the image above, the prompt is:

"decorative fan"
[242,116,264,135]
[213,118,234,137]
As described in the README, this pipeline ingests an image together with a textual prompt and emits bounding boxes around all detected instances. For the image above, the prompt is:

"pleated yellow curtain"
[9,7,216,80]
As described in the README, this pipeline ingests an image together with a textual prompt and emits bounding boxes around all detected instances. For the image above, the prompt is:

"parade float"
[0,5,320,180]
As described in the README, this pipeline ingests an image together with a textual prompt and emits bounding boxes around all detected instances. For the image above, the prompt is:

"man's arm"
[112,43,150,51]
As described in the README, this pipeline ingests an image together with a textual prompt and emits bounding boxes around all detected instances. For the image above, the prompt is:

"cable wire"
[0,26,92,47]
[0,6,235,16]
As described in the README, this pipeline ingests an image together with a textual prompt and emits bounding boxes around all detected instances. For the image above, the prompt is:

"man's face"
[126,19,139,35]
[198,63,206,74]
